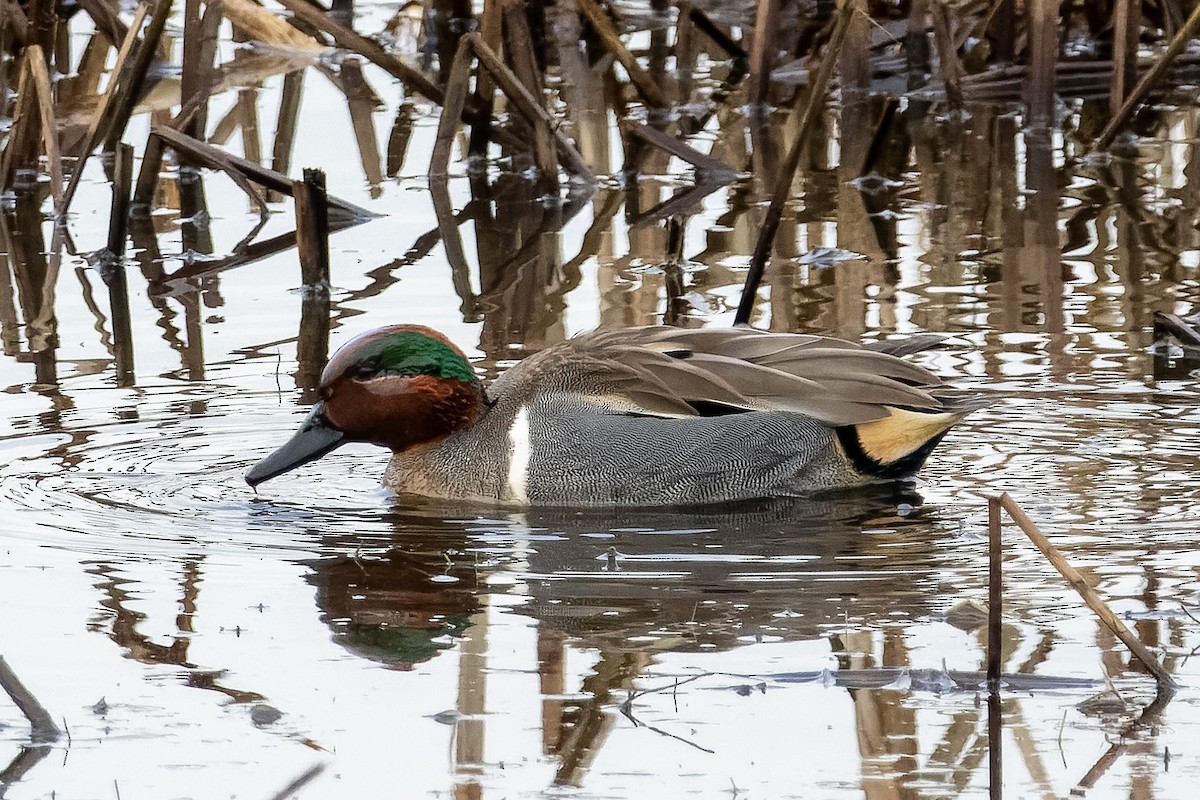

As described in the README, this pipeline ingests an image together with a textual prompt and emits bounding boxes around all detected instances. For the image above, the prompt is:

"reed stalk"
[734,2,853,326]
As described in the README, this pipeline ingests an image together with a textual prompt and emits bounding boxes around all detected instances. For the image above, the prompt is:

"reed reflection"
[3,187,57,385]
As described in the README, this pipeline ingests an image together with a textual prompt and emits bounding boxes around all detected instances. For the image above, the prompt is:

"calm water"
[3,4,1200,799]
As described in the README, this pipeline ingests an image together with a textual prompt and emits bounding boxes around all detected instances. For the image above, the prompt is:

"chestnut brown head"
[246,325,484,487]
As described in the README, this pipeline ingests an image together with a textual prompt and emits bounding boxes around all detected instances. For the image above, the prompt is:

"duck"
[245,324,978,506]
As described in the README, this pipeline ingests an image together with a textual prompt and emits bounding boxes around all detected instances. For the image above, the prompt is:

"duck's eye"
[352,361,379,379]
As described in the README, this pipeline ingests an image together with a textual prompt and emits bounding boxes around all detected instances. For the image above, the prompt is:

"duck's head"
[246,325,484,487]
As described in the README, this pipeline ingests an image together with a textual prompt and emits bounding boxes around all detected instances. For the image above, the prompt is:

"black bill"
[246,403,346,487]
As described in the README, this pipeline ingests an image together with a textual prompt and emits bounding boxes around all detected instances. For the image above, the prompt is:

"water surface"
[3,3,1200,798]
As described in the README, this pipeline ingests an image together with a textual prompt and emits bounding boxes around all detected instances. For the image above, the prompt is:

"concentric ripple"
[3,385,401,559]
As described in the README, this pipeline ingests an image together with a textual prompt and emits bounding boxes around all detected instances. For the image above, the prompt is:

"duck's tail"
[835,395,987,479]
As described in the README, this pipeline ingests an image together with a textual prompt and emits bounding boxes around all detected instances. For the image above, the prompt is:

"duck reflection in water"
[307,490,941,663]
[304,490,957,785]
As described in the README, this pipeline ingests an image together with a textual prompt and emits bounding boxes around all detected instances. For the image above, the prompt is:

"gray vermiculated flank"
[521,396,865,505]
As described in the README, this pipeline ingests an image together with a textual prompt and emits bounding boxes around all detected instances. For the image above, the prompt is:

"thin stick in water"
[621,121,734,177]
[429,36,474,179]
[0,49,38,194]
[293,168,330,289]
[986,494,1003,687]
[268,763,326,800]
[746,0,780,108]
[930,0,963,109]
[294,169,331,395]
[27,46,63,211]
[996,493,1178,690]
[1026,0,1058,129]
[150,125,375,219]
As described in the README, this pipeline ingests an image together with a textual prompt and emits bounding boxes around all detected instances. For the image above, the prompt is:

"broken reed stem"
[1096,0,1200,148]
[293,168,331,395]
[987,495,1003,687]
[0,47,39,195]
[1026,0,1057,129]
[181,0,224,142]
[733,2,853,326]
[150,125,375,219]
[465,32,593,181]
[930,0,963,110]
[27,46,63,211]
[105,143,136,386]
[575,0,668,109]
[102,0,173,152]
[994,493,1178,690]
[293,168,330,288]
[107,144,134,255]
[0,655,61,744]
[181,0,204,133]
[1110,0,1138,117]
[621,122,734,177]
[429,36,473,179]
[60,1,151,217]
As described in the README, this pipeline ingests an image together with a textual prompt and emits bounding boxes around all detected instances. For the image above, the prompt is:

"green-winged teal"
[246,325,976,505]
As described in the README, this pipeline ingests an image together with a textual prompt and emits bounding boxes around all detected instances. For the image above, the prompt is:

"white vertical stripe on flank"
[506,406,531,503]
